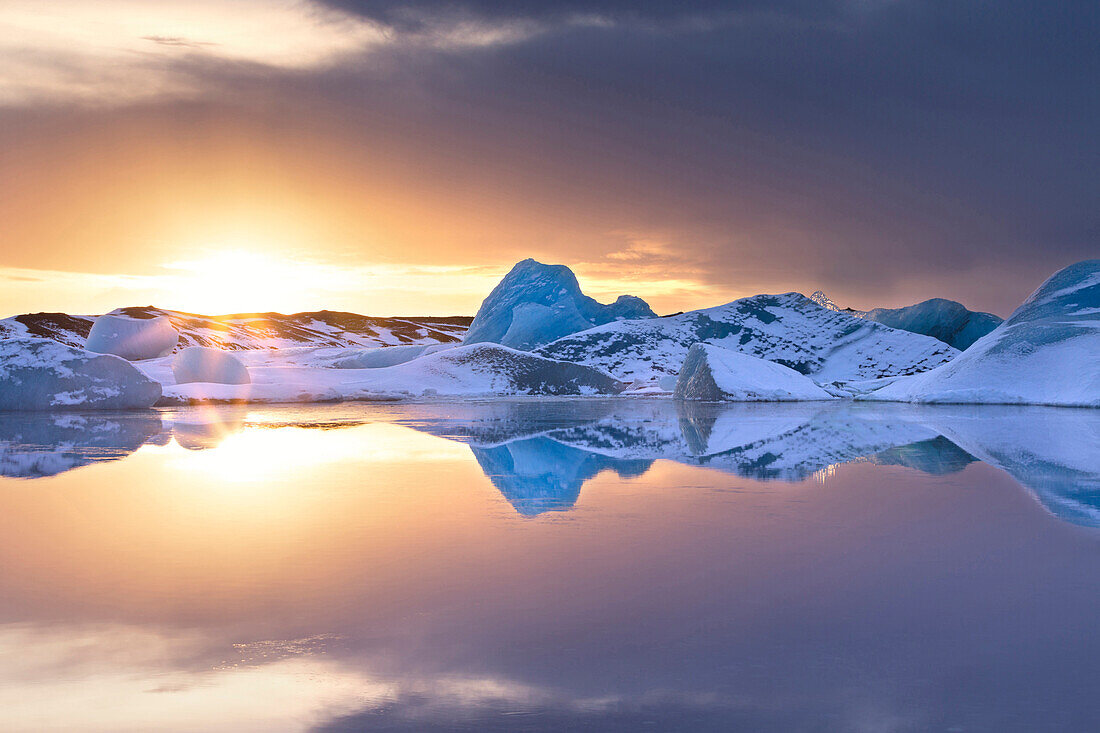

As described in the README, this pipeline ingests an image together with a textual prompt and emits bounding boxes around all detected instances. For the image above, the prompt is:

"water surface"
[0,399,1097,732]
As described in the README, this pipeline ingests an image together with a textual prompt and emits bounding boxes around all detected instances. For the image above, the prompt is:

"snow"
[0,337,161,410]
[865,260,1100,407]
[331,343,452,369]
[172,347,251,385]
[148,343,625,404]
[674,343,835,401]
[863,298,1002,350]
[463,258,656,350]
[538,292,957,392]
[85,314,178,360]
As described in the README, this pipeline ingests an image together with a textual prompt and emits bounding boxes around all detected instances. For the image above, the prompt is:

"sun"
[161,248,325,315]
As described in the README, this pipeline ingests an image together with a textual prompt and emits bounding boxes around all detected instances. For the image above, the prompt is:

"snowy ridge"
[0,306,470,351]
[537,292,957,391]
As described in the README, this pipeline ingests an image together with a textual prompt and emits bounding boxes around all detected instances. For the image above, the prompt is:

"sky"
[0,0,1096,317]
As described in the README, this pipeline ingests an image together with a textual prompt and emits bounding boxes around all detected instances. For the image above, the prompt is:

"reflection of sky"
[0,401,1098,731]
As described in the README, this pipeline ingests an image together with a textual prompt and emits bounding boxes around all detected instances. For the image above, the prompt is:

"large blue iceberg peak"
[463,259,656,350]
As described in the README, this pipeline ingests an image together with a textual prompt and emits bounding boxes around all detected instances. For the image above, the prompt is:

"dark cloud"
[319,0,838,30]
[305,0,1099,311]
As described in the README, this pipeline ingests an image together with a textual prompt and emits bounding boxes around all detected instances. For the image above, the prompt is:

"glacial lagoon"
[0,399,1098,731]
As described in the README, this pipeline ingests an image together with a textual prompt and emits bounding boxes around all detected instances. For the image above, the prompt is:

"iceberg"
[85,314,178,360]
[864,298,1002,350]
[0,337,162,410]
[463,258,656,350]
[538,292,957,391]
[172,347,251,385]
[674,343,835,401]
[865,260,1100,406]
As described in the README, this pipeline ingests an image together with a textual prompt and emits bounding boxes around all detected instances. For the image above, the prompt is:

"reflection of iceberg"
[394,401,972,514]
[473,438,651,516]
[394,400,1100,526]
[871,436,976,475]
[553,402,941,481]
[917,406,1100,527]
[0,412,164,478]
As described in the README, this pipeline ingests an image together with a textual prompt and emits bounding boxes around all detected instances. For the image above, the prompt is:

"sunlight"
[160,248,340,315]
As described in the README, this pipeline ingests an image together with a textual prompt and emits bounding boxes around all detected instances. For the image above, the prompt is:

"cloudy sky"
[1,0,1095,316]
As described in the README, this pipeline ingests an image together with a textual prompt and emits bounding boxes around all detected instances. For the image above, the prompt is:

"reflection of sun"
[162,421,471,487]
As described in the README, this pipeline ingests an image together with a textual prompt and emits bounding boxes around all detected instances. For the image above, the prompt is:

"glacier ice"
[864,298,1002,350]
[864,260,1100,406]
[172,347,251,385]
[86,314,178,360]
[463,258,656,350]
[538,292,957,391]
[0,337,162,410]
[674,343,835,401]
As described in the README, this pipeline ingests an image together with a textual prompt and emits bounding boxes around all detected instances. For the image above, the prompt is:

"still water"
[0,399,1097,732]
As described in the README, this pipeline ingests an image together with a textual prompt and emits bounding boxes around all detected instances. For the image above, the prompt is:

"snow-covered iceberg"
[172,347,251,385]
[85,314,178,360]
[674,343,835,401]
[0,338,162,410]
[463,258,655,350]
[864,298,1002,350]
[538,292,957,392]
[865,260,1100,406]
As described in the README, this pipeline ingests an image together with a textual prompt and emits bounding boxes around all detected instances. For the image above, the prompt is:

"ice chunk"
[85,314,178,360]
[464,258,656,350]
[674,343,835,401]
[172,347,251,385]
[864,260,1100,406]
[864,298,1002,350]
[0,337,162,410]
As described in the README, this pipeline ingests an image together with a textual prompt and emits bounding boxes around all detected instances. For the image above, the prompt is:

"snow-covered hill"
[149,343,625,404]
[864,298,1002,350]
[865,260,1100,406]
[464,258,655,350]
[0,306,470,351]
[536,292,957,392]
